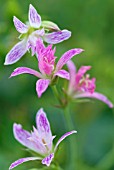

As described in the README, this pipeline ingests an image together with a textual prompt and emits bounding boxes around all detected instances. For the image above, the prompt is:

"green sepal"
[42,21,60,31]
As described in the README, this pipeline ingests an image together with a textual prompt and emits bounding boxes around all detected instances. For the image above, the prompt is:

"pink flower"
[67,60,113,108]
[10,39,84,97]
[4,4,71,65]
[9,108,77,169]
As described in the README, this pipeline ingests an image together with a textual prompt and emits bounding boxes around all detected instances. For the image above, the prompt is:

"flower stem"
[51,85,77,169]
[51,85,62,105]
[63,105,77,170]
[96,144,114,169]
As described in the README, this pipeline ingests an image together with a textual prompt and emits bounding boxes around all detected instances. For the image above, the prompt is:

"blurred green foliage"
[0,0,114,170]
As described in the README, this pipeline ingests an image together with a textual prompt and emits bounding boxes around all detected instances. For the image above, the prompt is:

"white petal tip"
[29,4,33,8]
[4,62,7,65]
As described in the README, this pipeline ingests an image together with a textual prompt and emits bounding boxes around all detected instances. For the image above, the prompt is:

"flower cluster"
[4,3,113,170]
[5,4,71,65]
[10,38,83,97]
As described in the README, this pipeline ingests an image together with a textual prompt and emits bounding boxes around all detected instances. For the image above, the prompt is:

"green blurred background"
[0,0,114,170]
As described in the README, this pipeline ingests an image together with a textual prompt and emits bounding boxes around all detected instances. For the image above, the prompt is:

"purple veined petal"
[27,29,45,56]
[13,123,46,154]
[9,157,41,170]
[10,67,42,78]
[42,153,54,167]
[13,123,34,149]
[36,108,51,133]
[67,60,77,94]
[29,4,41,28]
[36,108,53,149]
[75,92,113,108]
[55,69,70,80]
[13,16,28,34]
[4,39,27,65]
[29,29,45,43]
[54,130,77,152]
[33,28,45,36]
[36,38,45,58]
[43,29,71,44]
[36,79,50,98]
[77,66,91,76]
[56,48,84,71]
[36,37,45,50]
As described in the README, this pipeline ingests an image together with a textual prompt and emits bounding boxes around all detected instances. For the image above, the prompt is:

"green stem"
[63,105,77,170]
[51,85,77,169]
[96,144,114,169]
[51,85,61,104]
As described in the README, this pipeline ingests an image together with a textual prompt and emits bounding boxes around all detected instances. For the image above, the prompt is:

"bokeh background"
[0,0,114,170]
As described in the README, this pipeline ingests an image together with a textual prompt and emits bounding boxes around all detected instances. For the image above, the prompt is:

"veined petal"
[67,60,77,93]
[36,108,53,151]
[78,66,91,76]
[28,29,45,56]
[43,29,71,44]
[54,130,77,152]
[10,67,42,78]
[75,92,113,108]
[29,29,45,45]
[33,29,45,36]
[13,123,33,149]
[29,4,41,28]
[13,16,28,33]
[13,123,46,154]
[36,38,45,58]
[56,48,84,71]
[55,69,70,80]
[4,39,27,65]
[9,157,41,170]
[36,79,50,97]
[42,153,54,167]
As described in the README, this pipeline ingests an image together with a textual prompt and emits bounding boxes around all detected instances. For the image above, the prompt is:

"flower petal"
[10,67,42,78]
[75,92,113,108]
[67,60,77,94]
[13,123,46,154]
[54,130,77,152]
[28,29,45,56]
[43,29,71,44]
[9,157,41,170]
[56,48,84,71]
[36,38,45,58]
[13,123,33,149]
[55,69,70,80]
[42,153,54,167]
[4,39,27,65]
[13,16,28,33]
[36,108,53,151]
[36,108,52,137]
[29,4,41,28]
[42,21,60,31]
[36,79,50,98]
[78,66,91,76]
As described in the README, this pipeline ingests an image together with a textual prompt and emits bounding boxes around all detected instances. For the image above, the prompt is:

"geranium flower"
[10,38,83,97]
[5,4,71,65]
[9,108,77,169]
[67,60,113,108]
